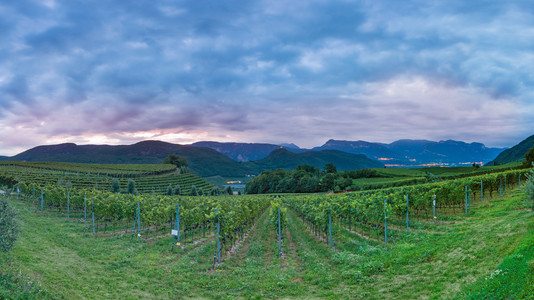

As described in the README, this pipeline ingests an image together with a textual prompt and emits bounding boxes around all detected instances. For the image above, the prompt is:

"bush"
[0,199,19,252]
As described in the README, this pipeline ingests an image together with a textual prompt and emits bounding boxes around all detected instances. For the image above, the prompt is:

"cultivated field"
[0,164,533,299]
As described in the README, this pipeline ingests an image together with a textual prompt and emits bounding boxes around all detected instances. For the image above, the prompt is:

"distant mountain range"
[190,139,505,166]
[487,134,534,166]
[0,141,382,177]
[315,139,504,166]
[0,137,518,177]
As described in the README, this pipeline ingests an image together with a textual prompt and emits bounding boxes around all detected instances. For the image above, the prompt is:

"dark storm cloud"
[0,0,533,155]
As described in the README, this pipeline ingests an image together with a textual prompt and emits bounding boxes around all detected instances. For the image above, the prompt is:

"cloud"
[0,0,533,155]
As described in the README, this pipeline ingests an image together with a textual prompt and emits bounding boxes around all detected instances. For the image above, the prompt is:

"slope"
[488,134,534,165]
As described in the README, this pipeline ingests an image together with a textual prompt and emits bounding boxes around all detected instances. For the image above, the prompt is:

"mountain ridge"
[1,141,380,177]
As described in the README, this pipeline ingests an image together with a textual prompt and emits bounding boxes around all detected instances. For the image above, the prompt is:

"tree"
[163,154,188,168]
[127,179,137,195]
[174,184,181,196]
[191,185,198,196]
[523,143,534,168]
[0,199,19,252]
[210,187,221,196]
[166,184,174,196]
[296,164,319,174]
[324,163,337,174]
[321,173,336,191]
[111,179,120,193]
[225,186,233,195]
[198,188,204,196]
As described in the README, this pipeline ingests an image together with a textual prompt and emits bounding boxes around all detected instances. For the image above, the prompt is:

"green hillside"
[488,134,534,165]
[8,141,249,177]
[0,162,214,195]
[247,148,383,172]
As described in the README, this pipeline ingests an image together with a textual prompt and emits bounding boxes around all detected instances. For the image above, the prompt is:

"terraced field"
[0,162,214,195]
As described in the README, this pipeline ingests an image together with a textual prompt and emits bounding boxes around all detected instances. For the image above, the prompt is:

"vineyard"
[0,162,214,195]
[1,164,533,298]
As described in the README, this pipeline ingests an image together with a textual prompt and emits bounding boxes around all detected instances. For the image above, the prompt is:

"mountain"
[2,141,382,177]
[247,148,383,172]
[313,139,400,160]
[388,139,504,165]
[314,139,505,166]
[279,143,300,149]
[191,141,281,162]
[191,141,305,162]
[9,141,249,177]
[487,134,534,165]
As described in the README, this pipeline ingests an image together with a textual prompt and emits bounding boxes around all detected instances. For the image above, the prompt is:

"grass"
[1,188,533,299]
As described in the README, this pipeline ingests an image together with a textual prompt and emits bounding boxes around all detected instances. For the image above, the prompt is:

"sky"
[1,0,534,156]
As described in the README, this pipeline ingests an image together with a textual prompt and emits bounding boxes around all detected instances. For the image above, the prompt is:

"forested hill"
[488,134,534,165]
[6,141,248,177]
[1,142,383,177]
[247,148,382,172]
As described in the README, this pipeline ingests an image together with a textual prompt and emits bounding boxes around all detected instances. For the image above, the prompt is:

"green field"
[350,162,523,190]
[1,171,533,298]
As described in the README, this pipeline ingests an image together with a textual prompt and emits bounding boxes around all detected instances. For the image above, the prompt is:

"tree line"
[244,164,382,194]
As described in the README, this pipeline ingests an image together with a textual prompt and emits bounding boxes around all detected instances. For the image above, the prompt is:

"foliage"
[174,184,181,196]
[111,178,120,193]
[166,184,173,196]
[127,179,137,195]
[270,196,287,232]
[210,187,221,196]
[283,168,532,235]
[523,143,534,168]
[163,154,188,168]
[225,186,233,195]
[246,164,357,194]
[324,163,337,174]
[0,199,19,252]
[191,185,198,196]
